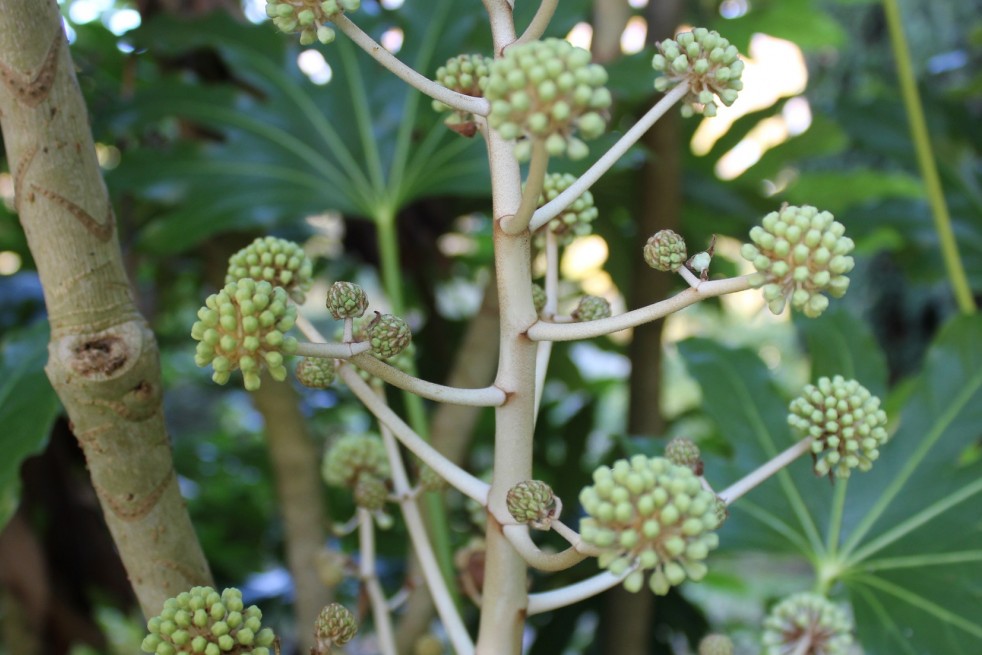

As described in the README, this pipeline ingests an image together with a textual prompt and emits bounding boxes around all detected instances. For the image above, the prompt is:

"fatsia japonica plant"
[140,4,897,655]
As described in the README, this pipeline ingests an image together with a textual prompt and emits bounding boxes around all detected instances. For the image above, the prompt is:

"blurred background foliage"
[0,0,980,653]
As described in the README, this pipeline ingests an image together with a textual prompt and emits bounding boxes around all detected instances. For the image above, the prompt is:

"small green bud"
[322,434,390,488]
[665,437,702,474]
[762,593,854,655]
[315,603,358,651]
[506,480,557,529]
[572,295,611,322]
[367,313,412,359]
[643,229,687,272]
[326,281,369,320]
[354,474,389,511]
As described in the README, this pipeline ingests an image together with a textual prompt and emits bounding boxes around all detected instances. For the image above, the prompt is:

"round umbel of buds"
[741,205,855,318]
[652,28,744,117]
[665,437,703,475]
[322,434,390,488]
[572,295,611,322]
[265,0,359,45]
[788,376,889,479]
[762,593,854,655]
[506,480,558,529]
[353,474,389,511]
[314,603,358,652]
[533,172,599,246]
[413,634,444,655]
[485,38,611,160]
[698,634,734,655]
[532,283,547,314]
[432,54,492,137]
[367,313,412,359]
[579,455,721,596]
[295,357,336,389]
[326,281,369,320]
[225,237,313,303]
[191,279,298,391]
[644,229,687,272]
[140,586,276,655]
[315,548,348,588]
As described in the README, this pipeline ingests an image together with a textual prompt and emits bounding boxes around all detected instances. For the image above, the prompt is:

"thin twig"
[507,140,549,233]
[527,275,753,341]
[352,353,507,406]
[510,0,558,47]
[358,508,398,655]
[533,230,560,417]
[527,569,631,615]
[719,437,814,506]
[333,14,489,116]
[518,82,690,234]
[502,524,588,571]
[376,415,475,654]
[339,365,490,504]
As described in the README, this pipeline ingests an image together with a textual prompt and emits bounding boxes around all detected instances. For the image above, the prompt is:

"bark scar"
[97,468,175,522]
[30,184,116,242]
[70,335,128,376]
[0,26,61,108]
[12,144,38,213]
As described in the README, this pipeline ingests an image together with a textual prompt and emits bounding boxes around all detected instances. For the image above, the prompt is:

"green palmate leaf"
[784,170,924,215]
[794,306,889,400]
[0,322,60,530]
[112,6,491,253]
[679,314,982,653]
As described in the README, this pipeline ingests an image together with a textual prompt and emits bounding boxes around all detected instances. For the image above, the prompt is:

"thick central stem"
[476,5,533,653]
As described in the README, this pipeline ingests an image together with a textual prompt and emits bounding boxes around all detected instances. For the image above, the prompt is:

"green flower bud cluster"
[326,281,369,320]
[572,295,611,322]
[532,283,547,314]
[354,474,389,511]
[698,634,734,655]
[788,376,889,479]
[643,229,687,272]
[322,434,389,485]
[533,172,598,246]
[762,593,854,655]
[652,28,744,118]
[140,587,275,655]
[264,0,359,45]
[432,54,492,136]
[485,38,611,160]
[295,357,336,388]
[413,634,444,655]
[192,279,298,391]
[579,455,720,596]
[506,480,557,529]
[314,603,358,651]
[315,547,348,588]
[225,237,313,303]
[665,437,702,475]
[367,313,412,360]
[741,205,854,318]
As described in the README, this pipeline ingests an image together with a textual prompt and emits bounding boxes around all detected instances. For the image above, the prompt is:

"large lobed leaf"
[111,4,492,254]
[0,323,60,531]
[679,312,982,653]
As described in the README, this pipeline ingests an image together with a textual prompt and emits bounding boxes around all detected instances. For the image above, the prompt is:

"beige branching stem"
[511,0,559,47]
[358,508,398,655]
[528,275,754,341]
[510,140,549,233]
[527,569,632,615]
[522,82,691,233]
[502,525,588,571]
[339,366,490,504]
[374,419,475,655]
[719,437,815,505]
[533,230,560,417]
[332,14,489,116]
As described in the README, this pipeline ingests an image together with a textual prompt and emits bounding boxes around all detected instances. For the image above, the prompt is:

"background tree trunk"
[0,0,212,617]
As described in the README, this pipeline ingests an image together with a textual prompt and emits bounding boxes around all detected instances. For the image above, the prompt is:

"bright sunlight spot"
[628,0,648,8]
[561,235,608,281]
[620,16,647,55]
[719,0,751,20]
[68,0,113,24]
[106,8,141,35]
[689,34,809,180]
[566,22,593,51]
[0,251,22,276]
[297,50,333,85]
[243,0,268,24]
[381,0,405,8]
[381,27,404,54]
